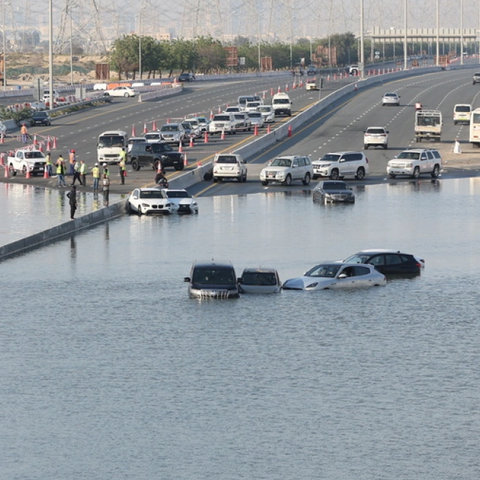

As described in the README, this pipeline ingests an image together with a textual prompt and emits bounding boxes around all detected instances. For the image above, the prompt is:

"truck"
[97,130,128,164]
[415,109,442,142]
[8,149,47,176]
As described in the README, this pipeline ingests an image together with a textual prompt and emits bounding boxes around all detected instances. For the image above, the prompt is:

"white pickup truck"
[8,149,47,176]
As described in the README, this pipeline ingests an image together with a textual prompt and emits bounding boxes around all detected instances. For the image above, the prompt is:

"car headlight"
[141,203,150,208]
[306,282,318,289]
[276,172,285,179]
[406,162,412,168]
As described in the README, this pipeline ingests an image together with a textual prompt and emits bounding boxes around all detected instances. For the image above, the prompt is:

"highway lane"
[192,67,480,197]
[0,75,355,192]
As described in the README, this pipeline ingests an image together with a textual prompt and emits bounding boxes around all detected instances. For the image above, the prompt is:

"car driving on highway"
[104,86,136,97]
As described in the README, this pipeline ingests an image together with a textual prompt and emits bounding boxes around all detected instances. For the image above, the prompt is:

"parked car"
[30,111,52,126]
[364,126,388,149]
[238,268,282,294]
[473,72,480,84]
[386,148,441,179]
[184,261,240,299]
[161,188,199,214]
[260,155,312,186]
[126,188,172,215]
[213,153,247,182]
[382,92,400,106]
[342,250,425,276]
[177,72,195,82]
[7,149,46,176]
[312,151,369,180]
[160,123,186,146]
[312,180,355,203]
[283,262,386,290]
[257,105,275,123]
[232,112,252,132]
[128,141,184,171]
[248,111,265,128]
[104,86,136,97]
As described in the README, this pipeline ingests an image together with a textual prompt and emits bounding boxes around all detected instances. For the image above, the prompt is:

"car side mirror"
[339,158,345,163]
[338,273,347,279]
[184,277,191,282]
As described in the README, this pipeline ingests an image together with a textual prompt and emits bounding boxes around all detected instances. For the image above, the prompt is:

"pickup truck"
[415,109,442,142]
[8,149,47,176]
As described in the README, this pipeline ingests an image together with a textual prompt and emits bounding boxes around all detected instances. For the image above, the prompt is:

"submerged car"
[342,249,425,276]
[312,181,355,203]
[238,268,282,294]
[283,263,386,290]
[184,261,239,299]
[126,188,172,215]
[161,188,198,214]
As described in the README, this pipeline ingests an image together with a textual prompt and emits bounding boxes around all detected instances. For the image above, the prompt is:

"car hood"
[283,276,333,290]
[316,188,354,195]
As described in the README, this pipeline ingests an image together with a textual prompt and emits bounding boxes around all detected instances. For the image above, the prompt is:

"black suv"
[30,111,51,126]
[343,250,425,276]
[177,73,195,82]
[128,141,184,171]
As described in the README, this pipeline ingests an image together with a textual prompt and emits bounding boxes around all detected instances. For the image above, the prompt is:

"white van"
[237,95,263,111]
[42,89,60,102]
[453,104,472,125]
[97,130,128,164]
[272,93,292,116]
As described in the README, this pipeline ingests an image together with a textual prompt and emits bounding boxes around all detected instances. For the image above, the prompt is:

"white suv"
[209,113,236,135]
[364,126,389,149]
[312,152,369,180]
[213,153,247,182]
[260,155,312,186]
[386,148,442,179]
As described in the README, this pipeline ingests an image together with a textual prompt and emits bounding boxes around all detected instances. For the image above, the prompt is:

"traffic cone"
[33,135,38,146]
[178,143,183,153]
[189,136,194,147]
[184,154,188,167]
[210,110,213,119]
[270,88,274,96]
[131,125,136,136]
[39,143,43,152]
[263,91,266,99]
[204,132,209,143]
[0,152,4,165]
[4,163,9,178]
[267,124,271,134]
[218,106,221,113]
[167,118,170,124]
[143,123,148,133]
[52,137,57,149]
[26,167,31,179]
[354,83,358,91]
[152,120,157,131]
[221,130,225,140]
[277,86,281,93]
[43,167,49,178]
[0,133,4,144]
[285,83,289,91]
[288,125,292,137]
[254,124,258,136]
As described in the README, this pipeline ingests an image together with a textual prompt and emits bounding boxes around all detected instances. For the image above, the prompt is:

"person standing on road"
[71,158,83,186]
[56,155,67,187]
[102,170,110,206]
[118,148,126,185]
[21,123,29,144]
[80,160,88,187]
[92,163,100,192]
[68,149,76,176]
[66,185,77,220]
[45,151,53,177]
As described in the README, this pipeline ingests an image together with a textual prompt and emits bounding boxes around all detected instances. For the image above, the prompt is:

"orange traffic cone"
[221,130,225,140]
[152,120,157,131]
[0,152,4,165]
[52,137,57,149]
[189,136,194,147]
[288,125,292,137]
[46,137,51,150]
[267,124,271,134]
[143,123,148,133]
[184,154,188,167]
[33,135,38,146]
[285,83,289,91]
[204,132,209,143]
[167,118,170,124]
[210,110,213,120]
[254,124,258,136]
[26,168,31,179]
[277,86,281,93]
[4,164,9,178]
[178,143,183,153]
[43,167,49,178]
[131,125,136,136]
[0,133,4,144]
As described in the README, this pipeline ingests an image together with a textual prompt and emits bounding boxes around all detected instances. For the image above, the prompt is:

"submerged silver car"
[238,268,282,294]
[312,181,355,203]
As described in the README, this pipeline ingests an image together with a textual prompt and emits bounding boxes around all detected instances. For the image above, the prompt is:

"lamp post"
[2,0,7,90]
[48,0,53,110]
[403,0,408,71]
[138,11,142,80]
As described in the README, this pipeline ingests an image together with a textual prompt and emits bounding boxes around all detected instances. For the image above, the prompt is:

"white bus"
[469,108,480,147]
[97,130,128,164]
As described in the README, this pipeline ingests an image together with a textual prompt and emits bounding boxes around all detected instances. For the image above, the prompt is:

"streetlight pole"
[360,0,364,79]
[403,0,408,70]
[48,0,53,110]
[138,11,142,80]
[436,0,439,66]
[460,0,464,65]
[69,10,73,85]
[2,0,6,90]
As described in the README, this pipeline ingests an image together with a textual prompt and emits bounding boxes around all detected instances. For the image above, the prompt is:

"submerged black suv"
[128,141,184,171]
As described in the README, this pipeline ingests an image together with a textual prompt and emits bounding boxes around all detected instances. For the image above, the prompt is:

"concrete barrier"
[0,201,125,262]
[138,84,183,102]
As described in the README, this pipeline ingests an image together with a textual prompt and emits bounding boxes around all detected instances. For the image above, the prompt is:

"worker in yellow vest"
[92,163,100,192]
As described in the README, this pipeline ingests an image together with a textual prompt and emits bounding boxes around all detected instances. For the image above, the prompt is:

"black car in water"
[342,250,425,276]
[128,141,184,171]
[30,111,51,126]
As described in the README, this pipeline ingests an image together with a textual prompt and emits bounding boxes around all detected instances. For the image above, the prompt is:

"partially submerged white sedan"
[283,262,386,290]
[126,188,172,215]
[161,188,199,214]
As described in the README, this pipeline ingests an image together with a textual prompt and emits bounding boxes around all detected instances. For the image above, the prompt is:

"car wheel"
[302,172,311,186]
[355,167,365,180]
[284,174,292,186]
[412,167,420,179]
[261,180,268,186]
[243,172,247,182]
[364,144,369,149]
[388,173,396,179]
[104,92,110,96]
[22,165,27,176]
[330,169,339,180]
[431,164,440,178]
[131,159,140,171]
[213,177,218,183]
[174,165,184,171]
[126,201,133,214]
[454,121,457,125]
[124,92,129,97]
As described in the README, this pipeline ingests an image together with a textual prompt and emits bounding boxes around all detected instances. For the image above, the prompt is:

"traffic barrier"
[254,124,258,136]
[143,123,148,133]
[131,125,136,136]
[288,125,292,137]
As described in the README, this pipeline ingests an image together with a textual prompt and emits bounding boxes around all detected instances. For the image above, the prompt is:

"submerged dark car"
[342,250,425,276]
[184,262,239,299]
[30,111,51,126]
[312,180,355,203]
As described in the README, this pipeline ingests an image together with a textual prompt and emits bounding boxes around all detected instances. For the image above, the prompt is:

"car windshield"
[322,182,348,191]
[246,102,260,107]
[398,151,420,160]
[216,156,238,164]
[366,128,385,134]
[24,152,45,159]
[166,190,190,198]
[161,125,179,132]
[456,106,470,112]
[305,264,341,277]
[249,113,261,118]
[384,93,397,97]
[144,134,160,140]
[241,272,277,286]
[192,267,236,285]
[33,112,47,117]
[182,123,192,129]
[214,115,230,121]
[151,143,172,153]
[234,114,245,120]
[139,190,165,199]
[270,158,292,167]
[98,135,125,147]
[343,254,370,263]
[257,107,272,112]
[274,99,290,104]
[320,154,341,162]
[185,119,199,126]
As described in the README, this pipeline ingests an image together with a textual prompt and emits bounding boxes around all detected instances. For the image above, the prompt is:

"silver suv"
[387,148,441,179]
[473,72,480,84]
[260,155,312,186]
[312,152,369,180]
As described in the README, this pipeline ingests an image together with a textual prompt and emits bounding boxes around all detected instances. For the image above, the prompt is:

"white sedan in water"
[126,188,172,215]
[283,262,386,290]
[161,188,199,214]
[104,86,136,97]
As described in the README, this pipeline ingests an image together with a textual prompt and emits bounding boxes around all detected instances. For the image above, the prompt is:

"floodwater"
[1,178,480,480]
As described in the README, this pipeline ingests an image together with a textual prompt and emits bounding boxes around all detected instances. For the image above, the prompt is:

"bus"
[469,108,480,147]
[97,130,128,164]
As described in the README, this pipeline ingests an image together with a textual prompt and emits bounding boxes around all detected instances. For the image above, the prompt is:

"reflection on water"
[2,178,480,480]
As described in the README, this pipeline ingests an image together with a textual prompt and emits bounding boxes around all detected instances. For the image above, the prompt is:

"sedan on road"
[30,111,52,126]
[382,92,400,106]
[104,86,136,97]
[283,263,386,290]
